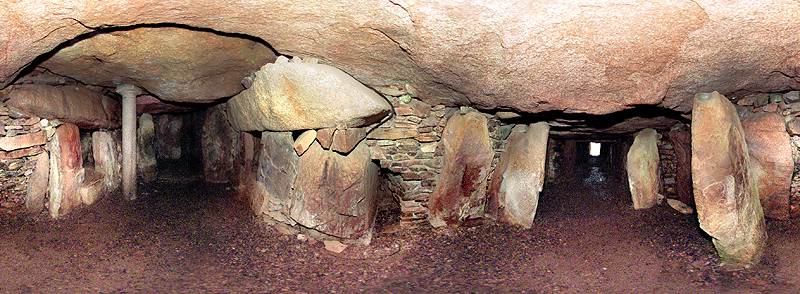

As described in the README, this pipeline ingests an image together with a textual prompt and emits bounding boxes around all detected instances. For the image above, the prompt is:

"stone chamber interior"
[2,4,800,291]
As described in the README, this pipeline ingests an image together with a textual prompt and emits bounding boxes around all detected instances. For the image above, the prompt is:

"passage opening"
[589,142,601,157]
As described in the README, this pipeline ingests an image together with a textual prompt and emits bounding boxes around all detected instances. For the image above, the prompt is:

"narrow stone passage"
[1,161,797,292]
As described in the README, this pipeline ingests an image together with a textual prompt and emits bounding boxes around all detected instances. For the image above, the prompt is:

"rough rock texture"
[691,91,766,268]
[668,126,693,207]
[0,131,45,151]
[48,123,84,219]
[4,1,800,128]
[741,112,794,220]
[137,95,192,115]
[627,128,661,210]
[25,151,49,213]
[226,61,391,131]
[91,130,121,193]
[255,131,379,240]
[201,105,240,183]
[290,141,379,239]
[3,85,120,129]
[487,122,549,228]
[235,132,256,202]
[41,27,275,103]
[428,111,494,227]
[137,113,157,183]
[154,114,184,160]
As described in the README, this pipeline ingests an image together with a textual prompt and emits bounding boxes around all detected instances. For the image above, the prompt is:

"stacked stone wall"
[657,132,677,200]
[0,100,47,214]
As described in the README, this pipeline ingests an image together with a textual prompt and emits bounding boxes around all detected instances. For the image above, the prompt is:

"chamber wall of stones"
[367,95,511,226]
[0,100,46,214]
[657,131,678,200]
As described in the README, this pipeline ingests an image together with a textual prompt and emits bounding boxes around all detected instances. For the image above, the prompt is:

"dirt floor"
[1,163,799,293]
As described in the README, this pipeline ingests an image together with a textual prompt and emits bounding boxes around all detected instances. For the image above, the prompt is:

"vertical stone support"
[137,113,157,183]
[117,84,141,200]
[692,91,766,268]
[48,123,84,218]
[627,128,661,209]
[487,122,550,228]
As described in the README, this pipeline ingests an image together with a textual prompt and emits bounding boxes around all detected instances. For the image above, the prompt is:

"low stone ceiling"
[1,0,799,124]
[39,26,275,103]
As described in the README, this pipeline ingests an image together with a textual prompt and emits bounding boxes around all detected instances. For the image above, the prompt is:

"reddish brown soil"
[0,166,798,292]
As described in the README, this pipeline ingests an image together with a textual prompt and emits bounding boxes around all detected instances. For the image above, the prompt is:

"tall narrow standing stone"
[25,151,49,213]
[92,130,121,193]
[627,128,661,210]
[201,104,241,183]
[48,123,84,218]
[692,91,766,268]
[137,113,157,182]
[487,122,550,228]
[117,84,141,200]
[428,111,494,227]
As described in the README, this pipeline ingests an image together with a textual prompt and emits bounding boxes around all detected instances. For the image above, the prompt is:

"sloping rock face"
[627,128,661,210]
[428,111,494,227]
[254,132,379,240]
[137,113,157,183]
[691,91,766,268]
[227,60,391,131]
[25,151,49,213]
[48,123,84,218]
[201,105,241,183]
[741,112,793,220]
[40,27,275,103]
[3,85,120,129]
[487,122,550,228]
[3,1,800,120]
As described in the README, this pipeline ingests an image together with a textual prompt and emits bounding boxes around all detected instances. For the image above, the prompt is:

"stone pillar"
[428,111,494,227]
[692,91,766,268]
[137,113,157,183]
[117,84,141,200]
[487,122,550,228]
[626,128,661,209]
[48,123,84,218]
[92,130,121,193]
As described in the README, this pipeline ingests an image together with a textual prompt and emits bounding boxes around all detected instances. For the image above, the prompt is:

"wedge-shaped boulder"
[227,62,391,132]
[691,91,766,268]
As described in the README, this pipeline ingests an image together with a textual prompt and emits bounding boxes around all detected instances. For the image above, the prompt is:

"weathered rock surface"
[487,122,550,228]
[627,128,661,210]
[691,91,766,268]
[741,112,793,220]
[155,114,184,160]
[3,85,120,129]
[235,132,256,202]
[429,112,494,227]
[92,130,121,192]
[48,123,84,218]
[4,1,800,128]
[201,105,240,183]
[25,151,49,213]
[79,170,104,206]
[137,95,192,115]
[330,127,370,154]
[137,113,157,183]
[226,62,391,132]
[41,27,275,103]
[256,131,379,240]
[0,130,46,151]
[292,130,316,156]
[667,126,693,207]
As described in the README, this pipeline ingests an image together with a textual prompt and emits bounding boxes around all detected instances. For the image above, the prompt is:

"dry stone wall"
[0,100,48,215]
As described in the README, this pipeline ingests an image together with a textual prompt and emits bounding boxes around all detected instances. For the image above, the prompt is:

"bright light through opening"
[589,142,601,157]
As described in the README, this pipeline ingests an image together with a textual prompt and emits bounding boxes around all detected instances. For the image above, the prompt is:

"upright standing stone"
[92,130,122,193]
[428,112,494,227]
[137,113,157,183]
[627,128,661,210]
[668,126,693,206]
[255,131,299,223]
[48,123,84,218]
[487,122,550,228]
[692,91,766,268]
[201,104,241,183]
[741,112,793,220]
[25,151,49,213]
[155,114,184,160]
[236,132,256,202]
